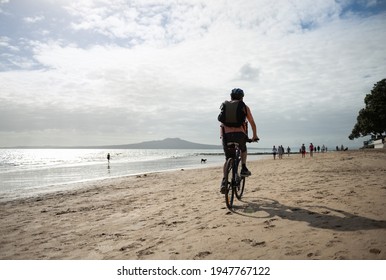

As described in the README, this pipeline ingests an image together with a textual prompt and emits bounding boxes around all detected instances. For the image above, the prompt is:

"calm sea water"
[0,149,272,200]
[0,149,268,201]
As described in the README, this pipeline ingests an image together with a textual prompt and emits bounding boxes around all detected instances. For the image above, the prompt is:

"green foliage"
[349,78,386,140]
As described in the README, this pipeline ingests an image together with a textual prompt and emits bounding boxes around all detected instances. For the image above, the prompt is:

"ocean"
[0,148,269,201]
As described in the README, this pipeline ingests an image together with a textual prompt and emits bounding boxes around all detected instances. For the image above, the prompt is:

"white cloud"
[65,0,216,46]
[0,36,18,51]
[23,15,45,23]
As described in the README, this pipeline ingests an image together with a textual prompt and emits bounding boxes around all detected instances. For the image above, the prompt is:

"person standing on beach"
[107,153,110,162]
[278,145,284,159]
[301,144,306,158]
[218,88,259,194]
[272,145,277,160]
[309,143,314,157]
[287,146,291,156]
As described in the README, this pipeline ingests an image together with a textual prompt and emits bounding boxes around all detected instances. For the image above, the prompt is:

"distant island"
[99,138,221,149]
[4,138,222,150]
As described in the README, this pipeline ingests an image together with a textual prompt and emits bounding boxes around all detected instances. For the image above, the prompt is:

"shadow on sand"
[231,196,386,231]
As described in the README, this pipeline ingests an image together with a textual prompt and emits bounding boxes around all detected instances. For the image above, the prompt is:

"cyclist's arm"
[246,105,258,140]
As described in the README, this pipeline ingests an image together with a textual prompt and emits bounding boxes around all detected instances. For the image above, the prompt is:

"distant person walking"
[107,153,111,162]
[287,146,291,156]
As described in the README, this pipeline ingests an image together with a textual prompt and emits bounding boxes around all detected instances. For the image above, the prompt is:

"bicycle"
[223,139,256,210]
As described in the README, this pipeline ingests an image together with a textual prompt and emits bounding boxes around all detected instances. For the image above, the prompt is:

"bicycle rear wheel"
[224,158,234,209]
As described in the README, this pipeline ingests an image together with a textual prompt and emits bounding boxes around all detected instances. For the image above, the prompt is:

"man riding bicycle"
[218,88,259,194]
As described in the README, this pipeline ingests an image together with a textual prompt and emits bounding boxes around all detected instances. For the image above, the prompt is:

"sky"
[0,0,385,149]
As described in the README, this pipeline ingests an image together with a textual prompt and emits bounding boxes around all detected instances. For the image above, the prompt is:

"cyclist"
[218,88,259,194]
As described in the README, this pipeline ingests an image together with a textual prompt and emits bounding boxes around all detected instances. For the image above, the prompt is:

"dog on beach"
[201,158,207,163]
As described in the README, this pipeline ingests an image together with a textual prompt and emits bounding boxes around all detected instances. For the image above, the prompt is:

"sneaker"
[220,178,227,194]
[241,167,251,177]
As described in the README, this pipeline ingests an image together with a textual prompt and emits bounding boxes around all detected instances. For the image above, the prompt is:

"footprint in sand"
[307,251,321,258]
[369,248,381,254]
[194,251,211,260]
[137,249,154,257]
[120,243,141,251]
[242,239,266,247]
[263,218,278,229]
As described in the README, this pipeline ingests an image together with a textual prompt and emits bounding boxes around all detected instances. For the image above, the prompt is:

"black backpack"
[218,100,246,127]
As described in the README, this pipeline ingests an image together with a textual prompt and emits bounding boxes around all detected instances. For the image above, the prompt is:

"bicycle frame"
[232,146,242,186]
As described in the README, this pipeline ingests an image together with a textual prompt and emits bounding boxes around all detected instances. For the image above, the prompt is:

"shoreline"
[0,150,270,202]
[0,150,227,202]
[0,163,223,203]
[1,149,385,260]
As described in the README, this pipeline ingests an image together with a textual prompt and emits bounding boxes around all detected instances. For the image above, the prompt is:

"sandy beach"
[1,149,385,260]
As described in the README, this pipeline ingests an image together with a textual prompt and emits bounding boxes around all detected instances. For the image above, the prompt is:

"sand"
[0,149,385,260]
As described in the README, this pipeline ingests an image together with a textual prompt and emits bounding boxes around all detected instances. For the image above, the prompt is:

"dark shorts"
[222,132,247,159]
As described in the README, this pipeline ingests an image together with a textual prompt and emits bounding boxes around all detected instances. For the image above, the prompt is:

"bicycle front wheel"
[224,158,234,209]
[235,163,246,200]
[235,178,245,199]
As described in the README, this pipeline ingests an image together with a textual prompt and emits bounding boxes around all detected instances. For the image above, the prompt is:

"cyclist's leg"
[241,150,247,165]
[235,133,251,176]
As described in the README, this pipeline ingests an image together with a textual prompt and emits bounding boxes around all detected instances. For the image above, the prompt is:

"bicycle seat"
[226,142,239,147]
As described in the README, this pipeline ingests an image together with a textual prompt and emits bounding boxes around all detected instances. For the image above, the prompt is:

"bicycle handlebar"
[247,137,259,143]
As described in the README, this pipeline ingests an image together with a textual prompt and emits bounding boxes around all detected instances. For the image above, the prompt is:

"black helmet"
[230,88,244,100]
